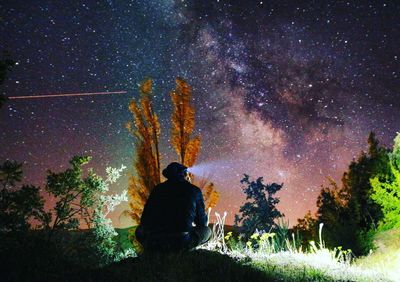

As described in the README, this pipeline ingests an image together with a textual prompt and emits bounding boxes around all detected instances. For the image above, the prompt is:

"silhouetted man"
[135,162,212,252]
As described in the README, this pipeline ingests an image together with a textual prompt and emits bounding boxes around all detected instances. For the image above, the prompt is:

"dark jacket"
[140,179,208,234]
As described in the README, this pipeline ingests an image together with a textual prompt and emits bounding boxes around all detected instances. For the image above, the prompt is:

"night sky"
[1,1,399,227]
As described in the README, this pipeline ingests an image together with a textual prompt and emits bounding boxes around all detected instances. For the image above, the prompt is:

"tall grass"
[198,211,393,282]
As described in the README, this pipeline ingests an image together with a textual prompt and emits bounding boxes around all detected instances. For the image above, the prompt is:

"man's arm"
[194,189,208,227]
[140,187,157,227]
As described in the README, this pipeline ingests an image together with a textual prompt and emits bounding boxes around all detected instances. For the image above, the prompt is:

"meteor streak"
[8,91,127,100]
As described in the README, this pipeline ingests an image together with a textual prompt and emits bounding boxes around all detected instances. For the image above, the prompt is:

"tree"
[370,132,400,230]
[292,210,317,246]
[315,179,360,252]
[45,155,132,265]
[170,77,201,167]
[234,174,283,239]
[196,178,219,209]
[170,77,219,208]
[342,132,390,230]
[45,156,101,236]
[125,77,220,224]
[126,79,161,224]
[0,160,49,233]
[0,160,23,189]
[310,132,390,255]
[0,156,132,267]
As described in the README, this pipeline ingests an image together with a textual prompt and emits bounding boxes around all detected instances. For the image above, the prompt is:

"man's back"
[140,179,207,234]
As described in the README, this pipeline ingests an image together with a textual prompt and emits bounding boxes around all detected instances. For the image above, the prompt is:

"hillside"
[83,250,336,282]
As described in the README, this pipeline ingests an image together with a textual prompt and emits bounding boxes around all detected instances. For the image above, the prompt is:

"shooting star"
[8,91,127,100]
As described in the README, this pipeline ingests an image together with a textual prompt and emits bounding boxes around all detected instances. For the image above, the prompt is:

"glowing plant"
[91,163,136,265]
[200,208,228,253]
[370,132,400,230]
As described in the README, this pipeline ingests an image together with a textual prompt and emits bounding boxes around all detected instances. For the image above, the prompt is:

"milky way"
[1,1,399,226]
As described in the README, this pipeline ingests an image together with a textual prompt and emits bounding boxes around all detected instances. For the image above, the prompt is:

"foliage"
[292,210,317,247]
[169,77,220,209]
[44,156,134,265]
[126,78,162,224]
[315,179,360,254]
[90,165,134,266]
[299,132,391,255]
[46,156,99,232]
[194,178,219,209]
[342,132,390,231]
[0,159,23,187]
[234,174,283,239]
[126,78,219,224]
[170,77,201,167]
[370,132,400,230]
[0,160,49,232]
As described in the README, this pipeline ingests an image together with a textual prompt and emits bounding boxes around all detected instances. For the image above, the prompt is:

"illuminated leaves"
[126,79,161,224]
[370,133,400,230]
[170,77,200,167]
[126,77,220,224]
[202,182,219,209]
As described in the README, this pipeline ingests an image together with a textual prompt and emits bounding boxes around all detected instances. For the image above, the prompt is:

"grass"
[115,227,135,251]
[354,228,400,281]
[87,250,276,282]
[1,217,397,281]
[110,214,394,282]
[87,249,348,282]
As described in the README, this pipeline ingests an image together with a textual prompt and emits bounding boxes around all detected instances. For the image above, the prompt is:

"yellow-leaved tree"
[125,79,161,224]
[170,77,219,209]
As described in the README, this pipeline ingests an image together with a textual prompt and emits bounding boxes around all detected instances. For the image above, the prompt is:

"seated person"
[135,162,212,252]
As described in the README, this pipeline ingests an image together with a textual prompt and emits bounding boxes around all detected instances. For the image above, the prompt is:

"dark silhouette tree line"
[294,132,393,255]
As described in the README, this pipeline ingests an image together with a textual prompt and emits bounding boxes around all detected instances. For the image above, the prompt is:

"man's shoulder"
[176,180,201,193]
[187,182,202,194]
[158,180,201,194]
[150,182,168,194]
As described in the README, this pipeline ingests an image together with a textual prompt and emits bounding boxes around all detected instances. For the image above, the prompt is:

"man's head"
[162,162,189,181]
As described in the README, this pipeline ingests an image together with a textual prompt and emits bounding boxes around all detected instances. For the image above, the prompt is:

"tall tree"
[196,178,219,209]
[310,132,390,255]
[170,77,201,167]
[342,132,390,231]
[126,79,161,224]
[370,132,400,230]
[170,77,219,208]
[315,179,359,252]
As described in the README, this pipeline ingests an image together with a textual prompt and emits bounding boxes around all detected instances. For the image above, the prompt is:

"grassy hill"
[83,250,335,282]
[2,227,396,281]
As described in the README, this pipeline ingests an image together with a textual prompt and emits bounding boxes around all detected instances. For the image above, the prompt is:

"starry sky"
[1,0,399,227]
